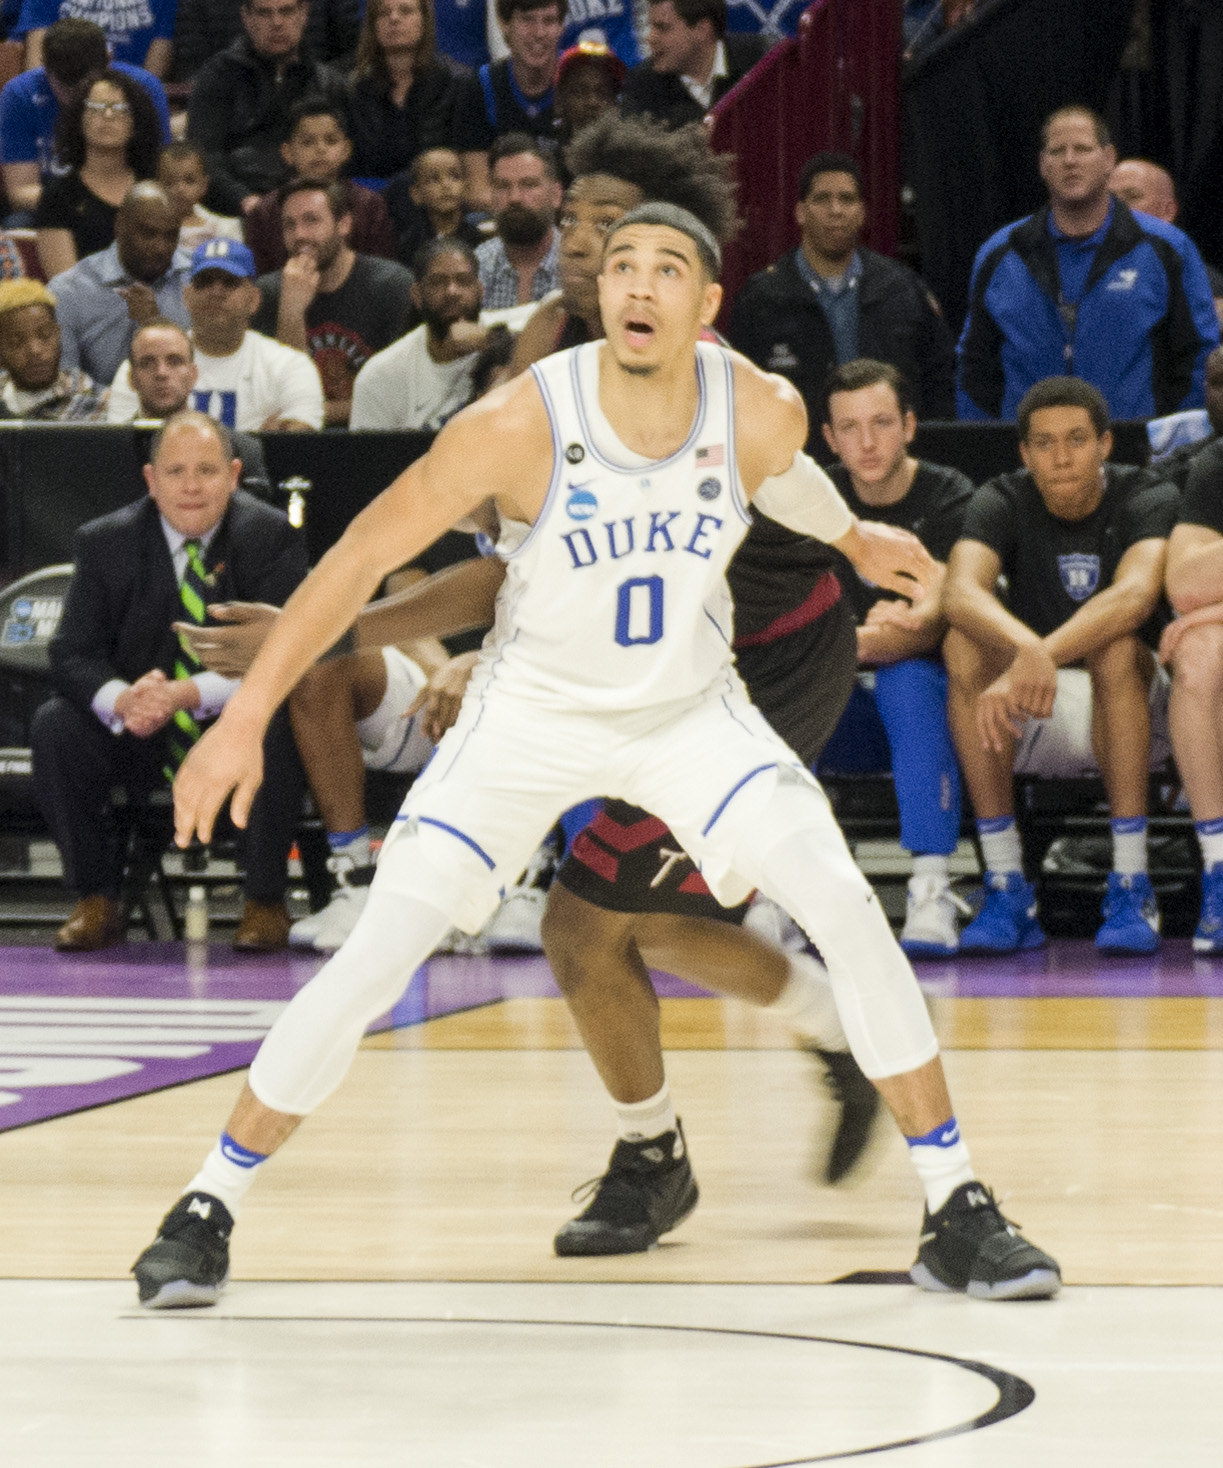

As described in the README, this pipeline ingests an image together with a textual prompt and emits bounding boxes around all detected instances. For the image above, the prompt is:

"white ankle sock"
[1111,817,1148,876]
[184,1133,267,1219]
[977,818,1022,878]
[329,828,372,869]
[906,1117,975,1213]
[767,950,847,1052]
[911,854,950,882]
[614,1085,678,1143]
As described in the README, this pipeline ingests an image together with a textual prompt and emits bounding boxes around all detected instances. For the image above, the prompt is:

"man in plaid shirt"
[474,134,561,309]
[0,279,108,421]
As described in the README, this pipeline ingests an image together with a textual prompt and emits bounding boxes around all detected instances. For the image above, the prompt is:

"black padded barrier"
[0,419,1154,587]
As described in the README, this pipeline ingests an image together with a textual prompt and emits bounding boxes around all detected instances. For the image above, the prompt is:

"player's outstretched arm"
[176,557,509,678]
[173,380,548,845]
[732,359,939,602]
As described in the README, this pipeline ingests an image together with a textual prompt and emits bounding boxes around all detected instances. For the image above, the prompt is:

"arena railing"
[708,0,901,318]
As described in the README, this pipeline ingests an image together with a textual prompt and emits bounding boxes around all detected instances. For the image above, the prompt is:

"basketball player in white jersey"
[134,204,1060,1307]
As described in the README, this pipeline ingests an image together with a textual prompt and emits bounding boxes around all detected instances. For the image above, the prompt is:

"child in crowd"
[385,146,487,270]
[243,99,395,275]
[157,142,243,255]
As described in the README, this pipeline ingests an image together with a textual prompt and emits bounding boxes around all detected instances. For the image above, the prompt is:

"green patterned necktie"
[164,537,209,780]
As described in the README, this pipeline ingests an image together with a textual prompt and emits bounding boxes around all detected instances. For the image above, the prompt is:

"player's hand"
[407,651,479,743]
[173,602,280,676]
[1158,601,1223,664]
[445,320,489,355]
[863,597,925,633]
[1005,642,1058,719]
[976,674,1026,753]
[976,644,1056,752]
[837,520,941,603]
[173,708,266,845]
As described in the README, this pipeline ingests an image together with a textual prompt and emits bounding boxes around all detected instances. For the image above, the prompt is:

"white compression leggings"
[730,781,940,1080]
[249,892,451,1116]
[249,780,939,1116]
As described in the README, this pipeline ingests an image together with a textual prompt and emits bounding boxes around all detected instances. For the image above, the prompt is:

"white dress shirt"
[91,515,240,733]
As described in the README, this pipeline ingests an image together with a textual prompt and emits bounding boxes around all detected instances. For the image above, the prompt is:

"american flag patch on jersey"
[695,445,724,466]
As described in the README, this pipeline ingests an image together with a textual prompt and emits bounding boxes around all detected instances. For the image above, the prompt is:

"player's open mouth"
[624,319,655,347]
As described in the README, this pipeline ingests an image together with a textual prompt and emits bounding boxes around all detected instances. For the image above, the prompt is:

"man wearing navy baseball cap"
[108,235,325,431]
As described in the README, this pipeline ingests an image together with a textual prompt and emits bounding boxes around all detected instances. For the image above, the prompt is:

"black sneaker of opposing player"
[810,1046,881,1185]
[911,1181,1061,1300]
[554,1123,699,1257]
[132,1192,233,1308]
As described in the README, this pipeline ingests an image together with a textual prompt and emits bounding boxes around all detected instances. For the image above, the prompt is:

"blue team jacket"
[956,200,1219,421]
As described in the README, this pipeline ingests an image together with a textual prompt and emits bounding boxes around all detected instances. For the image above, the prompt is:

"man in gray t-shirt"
[251,178,416,426]
[352,238,501,432]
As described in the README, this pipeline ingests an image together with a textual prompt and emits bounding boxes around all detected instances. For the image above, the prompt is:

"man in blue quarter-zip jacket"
[957,105,1219,423]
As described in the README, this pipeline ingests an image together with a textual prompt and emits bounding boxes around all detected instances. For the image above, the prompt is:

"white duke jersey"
[486,340,753,710]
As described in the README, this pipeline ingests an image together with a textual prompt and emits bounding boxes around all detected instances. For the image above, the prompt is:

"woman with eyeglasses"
[34,67,162,280]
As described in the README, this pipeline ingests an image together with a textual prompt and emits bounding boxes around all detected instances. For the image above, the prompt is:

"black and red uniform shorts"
[553,580,857,925]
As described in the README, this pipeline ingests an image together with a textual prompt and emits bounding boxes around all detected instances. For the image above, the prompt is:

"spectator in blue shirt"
[48,180,190,384]
[0,17,170,221]
[14,0,178,76]
[958,105,1220,423]
[433,0,492,70]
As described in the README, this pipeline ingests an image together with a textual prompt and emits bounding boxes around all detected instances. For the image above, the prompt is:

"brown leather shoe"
[55,895,123,952]
[233,899,291,952]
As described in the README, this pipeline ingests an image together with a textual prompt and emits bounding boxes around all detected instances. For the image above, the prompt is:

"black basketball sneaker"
[554,1123,699,1256]
[911,1181,1061,1299]
[133,1192,233,1308]
[810,1046,881,1184]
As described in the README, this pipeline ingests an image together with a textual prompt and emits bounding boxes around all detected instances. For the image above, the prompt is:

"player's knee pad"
[376,813,505,933]
[732,778,938,1079]
[249,890,451,1115]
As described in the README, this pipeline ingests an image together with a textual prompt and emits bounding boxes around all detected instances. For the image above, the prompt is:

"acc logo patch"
[1057,553,1100,601]
[566,486,598,520]
[697,478,722,501]
[565,443,585,464]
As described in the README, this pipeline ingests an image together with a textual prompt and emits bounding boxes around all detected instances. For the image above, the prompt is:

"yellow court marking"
[363,995,1223,1052]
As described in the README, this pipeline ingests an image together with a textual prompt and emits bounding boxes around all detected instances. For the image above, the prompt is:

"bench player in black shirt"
[1162,438,1223,951]
[816,359,974,958]
[943,377,1179,955]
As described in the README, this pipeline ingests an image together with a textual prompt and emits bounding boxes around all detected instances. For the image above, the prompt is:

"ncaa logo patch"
[1058,553,1100,601]
[566,486,598,520]
[697,477,722,501]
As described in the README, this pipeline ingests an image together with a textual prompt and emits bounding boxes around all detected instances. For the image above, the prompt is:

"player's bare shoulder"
[726,349,808,481]
[428,367,555,521]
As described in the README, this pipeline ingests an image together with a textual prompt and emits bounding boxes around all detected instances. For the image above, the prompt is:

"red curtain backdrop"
[709,0,901,318]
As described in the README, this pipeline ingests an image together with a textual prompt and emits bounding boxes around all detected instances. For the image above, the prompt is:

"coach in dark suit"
[619,0,770,129]
[33,411,308,952]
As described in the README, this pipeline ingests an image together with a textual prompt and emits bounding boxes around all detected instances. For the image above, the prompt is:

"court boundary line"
[111,1311,1037,1462]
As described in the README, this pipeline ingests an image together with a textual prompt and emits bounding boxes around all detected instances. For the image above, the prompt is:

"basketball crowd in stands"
[3,1,1223,969]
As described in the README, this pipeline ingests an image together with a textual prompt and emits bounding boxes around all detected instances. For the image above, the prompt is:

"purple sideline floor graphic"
[1,939,1221,1131]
